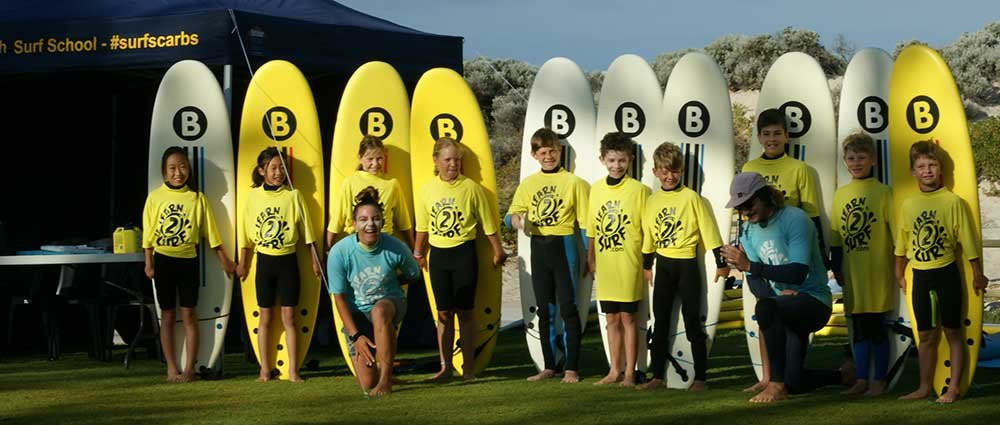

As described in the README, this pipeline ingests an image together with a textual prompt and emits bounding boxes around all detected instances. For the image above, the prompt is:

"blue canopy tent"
[0,0,463,247]
[0,0,459,356]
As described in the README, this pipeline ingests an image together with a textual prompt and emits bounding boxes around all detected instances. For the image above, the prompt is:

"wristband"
[350,331,363,343]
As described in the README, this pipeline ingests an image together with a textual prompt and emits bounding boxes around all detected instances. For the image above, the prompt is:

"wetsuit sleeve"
[747,262,810,285]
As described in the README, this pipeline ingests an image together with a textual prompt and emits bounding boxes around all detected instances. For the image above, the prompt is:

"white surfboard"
[148,59,235,375]
[519,57,597,371]
[837,47,911,389]
[658,51,734,388]
[745,51,837,379]
[595,54,663,372]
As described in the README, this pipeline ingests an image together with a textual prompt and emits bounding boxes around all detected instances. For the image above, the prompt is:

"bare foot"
[636,378,664,391]
[369,381,393,396]
[257,368,271,382]
[898,387,934,400]
[688,380,707,392]
[749,383,787,403]
[167,373,184,383]
[839,361,857,386]
[427,367,454,382]
[561,370,580,383]
[288,374,305,383]
[594,372,622,386]
[842,380,868,395]
[864,381,885,397]
[527,369,556,382]
[177,371,195,383]
[743,380,768,393]
[461,373,477,381]
[936,389,960,404]
[619,374,636,388]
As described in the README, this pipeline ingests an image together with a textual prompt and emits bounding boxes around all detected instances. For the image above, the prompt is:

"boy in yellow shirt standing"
[895,140,987,403]
[587,132,648,387]
[830,133,895,396]
[508,128,590,383]
[638,142,728,391]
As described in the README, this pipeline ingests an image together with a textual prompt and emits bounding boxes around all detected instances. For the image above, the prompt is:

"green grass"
[3,316,1000,425]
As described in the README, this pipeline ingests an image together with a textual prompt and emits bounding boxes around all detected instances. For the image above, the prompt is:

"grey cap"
[726,172,769,208]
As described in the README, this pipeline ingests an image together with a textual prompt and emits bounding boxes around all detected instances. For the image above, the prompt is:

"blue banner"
[0,12,232,74]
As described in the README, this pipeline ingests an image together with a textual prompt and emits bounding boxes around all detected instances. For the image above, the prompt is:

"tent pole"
[110,93,119,234]
[223,64,233,114]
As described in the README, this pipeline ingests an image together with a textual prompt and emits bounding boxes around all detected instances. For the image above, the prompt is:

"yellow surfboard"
[328,61,412,376]
[410,68,501,376]
[889,45,983,397]
[237,60,325,380]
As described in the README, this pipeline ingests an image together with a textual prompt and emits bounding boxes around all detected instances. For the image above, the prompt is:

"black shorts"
[429,240,478,311]
[600,300,639,314]
[153,253,199,310]
[911,262,963,330]
[255,252,300,308]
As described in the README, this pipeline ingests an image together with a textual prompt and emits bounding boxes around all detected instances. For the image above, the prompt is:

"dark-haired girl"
[236,147,321,382]
[142,146,234,382]
[328,186,420,396]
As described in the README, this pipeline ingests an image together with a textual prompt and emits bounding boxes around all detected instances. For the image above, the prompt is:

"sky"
[339,0,997,71]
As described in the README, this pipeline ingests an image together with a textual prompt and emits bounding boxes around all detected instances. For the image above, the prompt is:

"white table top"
[0,253,144,266]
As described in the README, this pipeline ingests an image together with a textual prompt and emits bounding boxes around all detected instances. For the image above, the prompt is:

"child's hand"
[896,276,907,293]
[974,273,988,295]
[312,257,323,278]
[644,269,653,286]
[779,289,798,296]
[222,258,236,279]
[715,267,730,283]
[414,254,427,270]
[587,256,595,277]
[236,263,248,281]
[493,250,508,267]
[144,263,155,280]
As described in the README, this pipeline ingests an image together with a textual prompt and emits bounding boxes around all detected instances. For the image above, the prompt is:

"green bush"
[733,103,754,172]
[970,117,1000,190]
[941,22,1000,105]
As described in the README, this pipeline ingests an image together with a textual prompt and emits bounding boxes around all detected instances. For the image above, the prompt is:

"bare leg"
[428,310,454,381]
[744,335,770,392]
[900,329,938,400]
[457,309,477,380]
[620,312,638,387]
[257,307,273,381]
[179,307,198,382]
[160,309,182,382]
[937,328,964,403]
[353,352,378,391]
[281,306,303,382]
[369,300,398,396]
[595,312,623,385]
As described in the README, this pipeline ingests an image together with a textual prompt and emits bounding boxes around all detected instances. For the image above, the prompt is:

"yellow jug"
[113,227,141,254]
